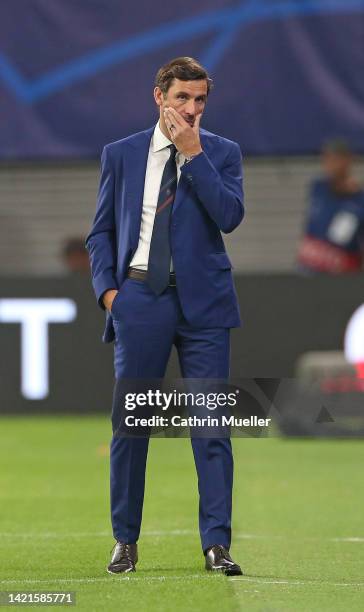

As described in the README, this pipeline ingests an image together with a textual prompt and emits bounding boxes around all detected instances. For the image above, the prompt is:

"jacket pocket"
[206,252,233,270]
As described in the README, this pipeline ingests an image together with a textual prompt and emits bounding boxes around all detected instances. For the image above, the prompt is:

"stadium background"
[0,1,363,610]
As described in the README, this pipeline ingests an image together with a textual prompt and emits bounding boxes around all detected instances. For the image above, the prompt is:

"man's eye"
[178,95,187,99]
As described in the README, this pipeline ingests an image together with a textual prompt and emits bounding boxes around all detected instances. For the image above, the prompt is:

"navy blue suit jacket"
[86,125,244,343]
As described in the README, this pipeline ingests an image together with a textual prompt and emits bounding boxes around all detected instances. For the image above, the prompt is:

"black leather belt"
[127,267,176,286]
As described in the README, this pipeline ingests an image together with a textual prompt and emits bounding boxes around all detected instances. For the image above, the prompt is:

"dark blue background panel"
[0,0,363,158]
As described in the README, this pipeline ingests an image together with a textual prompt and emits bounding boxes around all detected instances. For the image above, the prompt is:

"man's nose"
[184,100,196,116]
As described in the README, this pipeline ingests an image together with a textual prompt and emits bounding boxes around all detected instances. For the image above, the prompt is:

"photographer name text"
[124,415,271,427]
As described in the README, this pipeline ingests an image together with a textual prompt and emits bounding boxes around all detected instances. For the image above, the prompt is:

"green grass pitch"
[0,416,363,611]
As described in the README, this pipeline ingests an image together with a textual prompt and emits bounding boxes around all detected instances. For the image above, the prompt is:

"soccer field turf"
[0,416,363,611]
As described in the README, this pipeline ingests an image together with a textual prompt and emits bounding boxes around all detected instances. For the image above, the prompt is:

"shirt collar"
[152,121,173,153]
[151,121,186,164]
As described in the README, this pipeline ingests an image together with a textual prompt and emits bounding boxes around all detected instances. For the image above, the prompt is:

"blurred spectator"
[297,140,364,274]
[62,237,90,274]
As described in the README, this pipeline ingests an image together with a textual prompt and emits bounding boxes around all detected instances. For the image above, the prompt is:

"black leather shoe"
[107,542,138,574]
[205,544,243,576]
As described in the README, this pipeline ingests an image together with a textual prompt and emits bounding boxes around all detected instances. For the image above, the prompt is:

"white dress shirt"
[129,121,186,271]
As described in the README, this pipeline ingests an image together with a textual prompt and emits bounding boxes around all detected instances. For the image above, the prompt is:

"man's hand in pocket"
[103,289,118,312]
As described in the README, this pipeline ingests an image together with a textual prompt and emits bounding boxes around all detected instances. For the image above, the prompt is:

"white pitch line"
[0,576,362,588]
[0,531,363,543]
[236,534,364,544]
[230,578,364,588]
[0,575,218,586]
[0,530,194,539]
[330,537,364,543]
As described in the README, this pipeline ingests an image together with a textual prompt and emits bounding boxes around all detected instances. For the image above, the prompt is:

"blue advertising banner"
[1,0,363,158]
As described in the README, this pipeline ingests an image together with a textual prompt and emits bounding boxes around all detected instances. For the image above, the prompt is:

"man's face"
[321,151,352,181]
[154,78,208,127]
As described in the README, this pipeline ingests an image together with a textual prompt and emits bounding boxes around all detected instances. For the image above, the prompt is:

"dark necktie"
[146,144,177,295]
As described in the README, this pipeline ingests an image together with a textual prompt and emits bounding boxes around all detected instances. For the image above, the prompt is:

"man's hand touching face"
[164,107,203,158]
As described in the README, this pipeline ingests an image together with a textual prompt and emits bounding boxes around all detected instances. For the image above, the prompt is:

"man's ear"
[154,86,163,107]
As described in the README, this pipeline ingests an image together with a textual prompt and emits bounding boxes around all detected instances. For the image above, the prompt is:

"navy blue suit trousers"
[110,277,233,551]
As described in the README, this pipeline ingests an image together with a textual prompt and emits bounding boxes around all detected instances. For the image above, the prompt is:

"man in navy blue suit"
[86,57,244,575]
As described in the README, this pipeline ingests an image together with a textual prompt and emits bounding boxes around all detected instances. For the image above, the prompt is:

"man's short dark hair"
[155,57,213,96]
